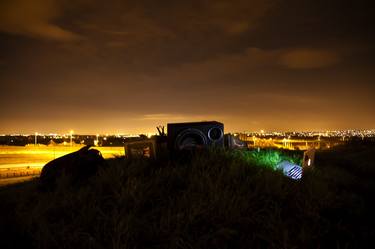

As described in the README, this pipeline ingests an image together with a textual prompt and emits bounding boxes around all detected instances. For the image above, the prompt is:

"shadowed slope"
[0,146,375,249]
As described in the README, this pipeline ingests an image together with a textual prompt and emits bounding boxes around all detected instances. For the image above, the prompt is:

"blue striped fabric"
[286,166,302,180]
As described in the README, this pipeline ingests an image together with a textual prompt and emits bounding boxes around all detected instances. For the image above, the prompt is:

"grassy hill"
[1,145,375,249]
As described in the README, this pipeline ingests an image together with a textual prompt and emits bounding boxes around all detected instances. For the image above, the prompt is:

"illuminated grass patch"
[233,149,303,170]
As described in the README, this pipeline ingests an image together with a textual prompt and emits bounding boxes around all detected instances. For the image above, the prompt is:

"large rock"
[39,145,106,190]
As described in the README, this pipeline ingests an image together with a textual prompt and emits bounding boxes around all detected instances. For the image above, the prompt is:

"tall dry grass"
[1,145,374,249]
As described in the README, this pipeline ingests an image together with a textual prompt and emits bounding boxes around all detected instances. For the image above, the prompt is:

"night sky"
[0,0,374,134]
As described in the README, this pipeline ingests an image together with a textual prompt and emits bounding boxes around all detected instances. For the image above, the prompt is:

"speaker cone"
[208,127,223,141]
[175,128,208,150]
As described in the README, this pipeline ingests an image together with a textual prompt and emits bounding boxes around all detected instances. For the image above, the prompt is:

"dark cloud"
[0,0,374,133]
[279,49,340,69]
[0,0,81,41]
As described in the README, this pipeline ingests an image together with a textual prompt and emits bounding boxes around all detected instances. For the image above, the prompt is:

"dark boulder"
[39,145,106,190]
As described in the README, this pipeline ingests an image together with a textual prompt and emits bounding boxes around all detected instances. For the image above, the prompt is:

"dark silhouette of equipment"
[39,145,106,190]
[124,125,168,159]
[224,134,247,149]
[302,147,315,168]
[124,121,249,159]
[156,125,166,136]
[167,121,224,151]
[124,139,158,159]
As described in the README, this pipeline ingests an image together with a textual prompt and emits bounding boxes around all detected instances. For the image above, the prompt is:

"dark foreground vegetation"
[1,144,375,249]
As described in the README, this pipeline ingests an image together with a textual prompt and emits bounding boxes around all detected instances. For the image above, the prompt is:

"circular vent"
[208,127,223,141]
[175,128,208,150]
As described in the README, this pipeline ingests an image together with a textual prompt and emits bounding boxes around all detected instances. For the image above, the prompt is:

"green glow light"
[233,149,303,170]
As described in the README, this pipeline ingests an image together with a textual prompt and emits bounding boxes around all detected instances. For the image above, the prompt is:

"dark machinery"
[124,121,246,159]
[167,121,224,152]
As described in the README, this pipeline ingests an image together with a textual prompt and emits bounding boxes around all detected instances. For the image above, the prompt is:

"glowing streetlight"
[282,138,287,148]
[70,130,74,146]
[95,134,99,146]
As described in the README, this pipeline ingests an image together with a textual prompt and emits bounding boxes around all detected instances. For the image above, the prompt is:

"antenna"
[156,125,166,136]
